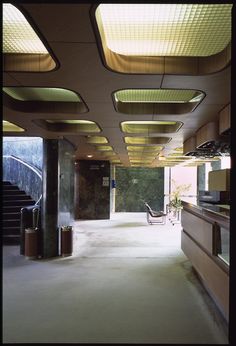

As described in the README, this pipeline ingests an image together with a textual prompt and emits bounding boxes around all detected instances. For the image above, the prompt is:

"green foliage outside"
[115,167,164,212]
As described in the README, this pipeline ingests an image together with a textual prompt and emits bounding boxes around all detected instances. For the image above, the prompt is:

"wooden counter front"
[181,200,229,322]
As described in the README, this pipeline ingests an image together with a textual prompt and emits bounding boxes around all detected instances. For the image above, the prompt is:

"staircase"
[3,181,36,245]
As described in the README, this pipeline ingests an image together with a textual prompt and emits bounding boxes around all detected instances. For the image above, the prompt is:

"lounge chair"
[144,202,166,225]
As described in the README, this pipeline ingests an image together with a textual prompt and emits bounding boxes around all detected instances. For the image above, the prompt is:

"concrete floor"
[3,212,228,344]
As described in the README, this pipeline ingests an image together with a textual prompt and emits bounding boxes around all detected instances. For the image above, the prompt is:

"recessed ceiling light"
[87,155,93,158]
[125,137,170,145]
[3,3,48,54]
[111,160,121,163]
[46,120,93,124]
[3,87,82,102]
[34,119,101,133]
[96,4,232,57]
[121,121,182,134]
[127,146,163,152]
[174,147,184,152]
[114,89,204,114]
[3,87,88,114]
[129,159,153,163]
[96,145,113,151]
[100,152,117,157]
[3,120,25,132]
[115,89,204,104]
[86,136,109,144]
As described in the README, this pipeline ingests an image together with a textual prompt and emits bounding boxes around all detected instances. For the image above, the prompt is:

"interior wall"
[3,137,43,169]
[115,167,164,212]
[3,137,43,202]
[170,167,197,204]
[74,160,111,220]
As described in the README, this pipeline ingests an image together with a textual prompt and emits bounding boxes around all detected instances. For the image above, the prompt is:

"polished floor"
[3,213,228,344]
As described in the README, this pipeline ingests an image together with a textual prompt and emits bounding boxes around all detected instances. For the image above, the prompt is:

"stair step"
[3,195,31,201]
[4,206,34,213]
[2,189,26,196]
[3,218,21,227]
[3,212,21,220]
[3,185,20,191]
[3,227,20,235]
[3,201,35,209]
[4,200,35,206]
[2,182,38,245]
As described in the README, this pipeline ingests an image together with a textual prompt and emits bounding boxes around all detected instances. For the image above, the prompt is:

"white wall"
[170,166,197,204]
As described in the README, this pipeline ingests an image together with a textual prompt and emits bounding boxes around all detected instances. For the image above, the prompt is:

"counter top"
[181,199,230,229]
[182,199,230,217]
[197,202,230,218]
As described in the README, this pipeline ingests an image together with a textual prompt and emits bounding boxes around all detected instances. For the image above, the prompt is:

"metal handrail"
[35,195,42,205]
[3,154,42,179]
[3,154,42,205]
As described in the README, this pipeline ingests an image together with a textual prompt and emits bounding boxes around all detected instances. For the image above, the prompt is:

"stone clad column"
[111,164,116,213]
[41,139,59,258]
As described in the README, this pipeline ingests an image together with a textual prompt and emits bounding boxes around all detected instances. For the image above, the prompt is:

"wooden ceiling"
[2,3,231,166]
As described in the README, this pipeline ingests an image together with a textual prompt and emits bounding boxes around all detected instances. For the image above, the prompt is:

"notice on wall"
[102,177,109,186]
[90,165,100,170]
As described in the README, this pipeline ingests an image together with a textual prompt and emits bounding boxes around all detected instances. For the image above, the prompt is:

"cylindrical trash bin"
[61,226,73,257]
[25,227,38,259]
[20,208,27,255]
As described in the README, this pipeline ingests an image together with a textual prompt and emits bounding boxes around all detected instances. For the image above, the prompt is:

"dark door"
[75,160,110,219]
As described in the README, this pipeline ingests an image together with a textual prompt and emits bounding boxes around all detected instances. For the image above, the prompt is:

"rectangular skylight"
[96,4,232,57]
[3,3,48,54]
[96,146,113,151]
[125,137,170,145]
[35,119,101,133]
[114,89,204,114]
[115,89,204,103]
[86,136,108,144]
[100,152,117,157]
[3,120,25,132]
[3,87,82,102]
[128,155,156,161]
[129,159,153,163]
[121,121,182,134]
[174,147,184,153]
[127,146,163,152]
[46,120,92,124]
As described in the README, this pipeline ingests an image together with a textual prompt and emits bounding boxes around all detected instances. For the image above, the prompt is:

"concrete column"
[41,139,59,258]
[197,164,206,192]
[211,160,221,171]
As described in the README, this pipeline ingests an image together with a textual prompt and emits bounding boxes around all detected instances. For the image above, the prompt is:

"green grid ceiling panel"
[115,89,203,103]
[3,87,82,102]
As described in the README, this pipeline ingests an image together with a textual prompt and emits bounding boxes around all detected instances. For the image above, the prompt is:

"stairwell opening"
[3,137,43,244]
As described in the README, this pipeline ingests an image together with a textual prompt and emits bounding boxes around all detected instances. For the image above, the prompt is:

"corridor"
[3,213,228,344]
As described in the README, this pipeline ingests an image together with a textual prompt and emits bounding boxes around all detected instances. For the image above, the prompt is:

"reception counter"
[181,200,230,322]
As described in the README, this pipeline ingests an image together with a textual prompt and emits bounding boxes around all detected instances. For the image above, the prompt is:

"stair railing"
[3,154,42,204]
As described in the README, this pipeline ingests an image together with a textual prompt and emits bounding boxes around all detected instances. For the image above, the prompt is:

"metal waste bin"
[24,207,40,259]
[61,226,73,257]
[25,227,38,259]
